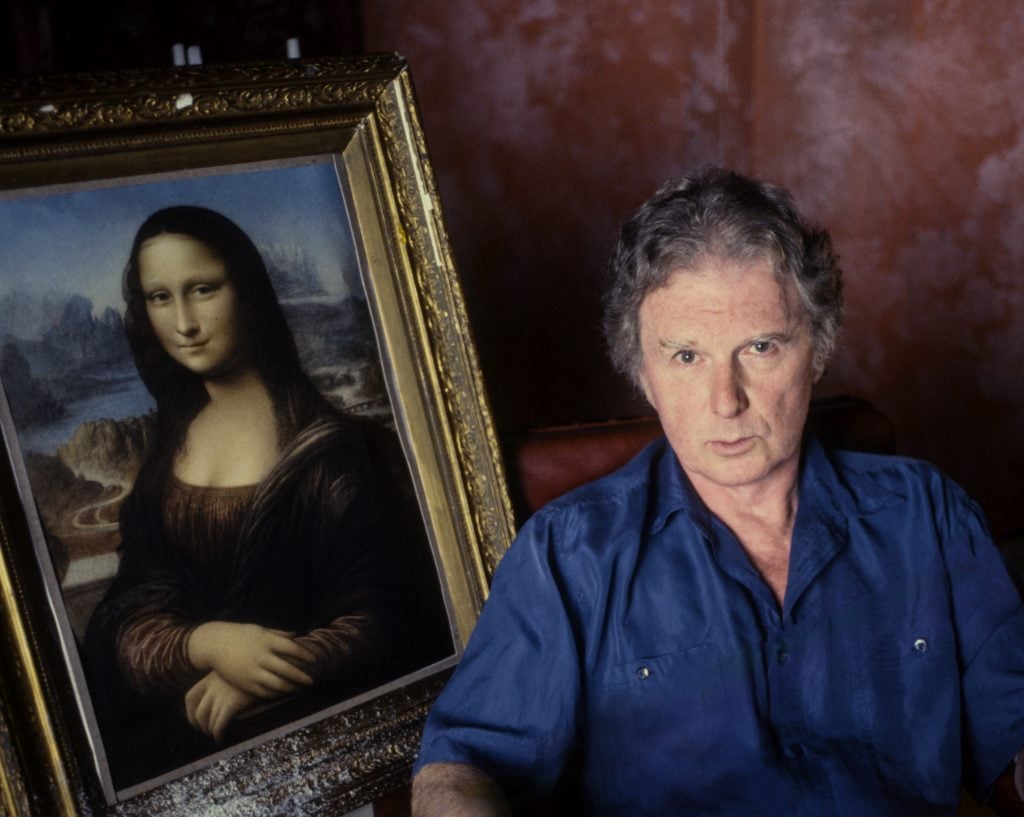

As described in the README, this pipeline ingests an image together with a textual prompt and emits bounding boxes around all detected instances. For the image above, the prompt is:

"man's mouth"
[708,436,756,456]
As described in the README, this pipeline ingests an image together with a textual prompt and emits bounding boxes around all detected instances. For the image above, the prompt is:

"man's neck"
[687,460,801,607]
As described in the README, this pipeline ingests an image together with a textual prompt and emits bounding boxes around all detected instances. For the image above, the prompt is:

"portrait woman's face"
[137,233,250,380]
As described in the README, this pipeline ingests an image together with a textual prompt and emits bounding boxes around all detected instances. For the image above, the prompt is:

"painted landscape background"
[0,160,387,639]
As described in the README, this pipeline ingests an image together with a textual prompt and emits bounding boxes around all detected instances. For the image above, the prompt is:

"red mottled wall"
[751,1,1024,535]
[364,1,1024,534]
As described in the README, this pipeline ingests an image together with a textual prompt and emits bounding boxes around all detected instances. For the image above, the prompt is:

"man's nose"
[709,360,748,418]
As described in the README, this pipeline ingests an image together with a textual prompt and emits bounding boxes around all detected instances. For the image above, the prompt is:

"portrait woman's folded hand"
[184,671,256,743]
[187,620,316,698]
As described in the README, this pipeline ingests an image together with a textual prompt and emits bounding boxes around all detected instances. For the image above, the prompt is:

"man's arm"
[411,762,514,817]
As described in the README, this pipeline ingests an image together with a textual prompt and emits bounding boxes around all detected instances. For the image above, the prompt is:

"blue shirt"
[417,437,1024,816]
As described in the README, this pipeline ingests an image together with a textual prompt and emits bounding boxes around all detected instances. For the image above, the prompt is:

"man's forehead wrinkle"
[647,299,800,338]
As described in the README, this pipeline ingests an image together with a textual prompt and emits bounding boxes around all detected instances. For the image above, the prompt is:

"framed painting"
[0,55,514,816]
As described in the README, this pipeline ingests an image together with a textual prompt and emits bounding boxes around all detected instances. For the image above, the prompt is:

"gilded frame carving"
[0,55,514,816]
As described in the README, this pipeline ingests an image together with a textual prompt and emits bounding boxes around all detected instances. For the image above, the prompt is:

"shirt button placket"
[769,636,807,776]
[766,638,791,716]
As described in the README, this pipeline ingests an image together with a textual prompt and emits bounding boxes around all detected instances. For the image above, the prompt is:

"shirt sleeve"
[415,508,582,802]
[943,487,1024,797]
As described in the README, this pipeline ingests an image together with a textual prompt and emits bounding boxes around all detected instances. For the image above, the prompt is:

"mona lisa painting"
[0,137,502,812]
[1,159,455,791]
[74,189,454,792]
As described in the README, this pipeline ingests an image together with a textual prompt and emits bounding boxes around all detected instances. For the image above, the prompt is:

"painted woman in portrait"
[85,206,451,789]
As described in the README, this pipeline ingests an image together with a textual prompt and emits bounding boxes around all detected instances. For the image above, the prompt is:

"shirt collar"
[798,431,905,521]
[648,439,712,537]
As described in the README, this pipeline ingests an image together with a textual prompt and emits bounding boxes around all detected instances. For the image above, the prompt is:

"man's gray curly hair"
[603,166,843,388]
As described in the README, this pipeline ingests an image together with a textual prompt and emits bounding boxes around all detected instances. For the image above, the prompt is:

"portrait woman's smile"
[138,233,250,379]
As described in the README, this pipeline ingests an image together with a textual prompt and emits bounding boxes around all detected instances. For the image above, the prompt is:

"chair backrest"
[501,396,895,520]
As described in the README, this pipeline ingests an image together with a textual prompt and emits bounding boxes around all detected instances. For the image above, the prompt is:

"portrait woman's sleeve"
[85,479,204,699]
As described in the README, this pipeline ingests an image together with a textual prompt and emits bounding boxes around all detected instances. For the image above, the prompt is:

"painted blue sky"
[0,157,359,316]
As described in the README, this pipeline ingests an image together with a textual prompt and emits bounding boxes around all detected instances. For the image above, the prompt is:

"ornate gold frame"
[0,55,513,815]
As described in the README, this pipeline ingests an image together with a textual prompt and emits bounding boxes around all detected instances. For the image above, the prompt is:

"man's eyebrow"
[658,329,796,347]
[655,338,705,357]
[656,337,698,350]
[745,329,796,344]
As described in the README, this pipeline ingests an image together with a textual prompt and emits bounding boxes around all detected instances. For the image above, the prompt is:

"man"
[412,168,1024,815]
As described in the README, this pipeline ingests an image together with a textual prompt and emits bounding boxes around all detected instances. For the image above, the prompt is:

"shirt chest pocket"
[586,640,754,775]
[589,640,735,731]
[594,640,717,694]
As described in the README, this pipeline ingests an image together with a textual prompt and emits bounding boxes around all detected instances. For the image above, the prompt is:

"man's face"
[637,255,816,496]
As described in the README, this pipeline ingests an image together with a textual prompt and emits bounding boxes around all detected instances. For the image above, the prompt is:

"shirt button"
[913,638,928,653]
[636,665,652,680]
[777,649,789,665]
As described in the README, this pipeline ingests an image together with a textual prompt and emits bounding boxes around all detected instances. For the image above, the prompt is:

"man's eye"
[751,340,775,354]
[675,350,697,364]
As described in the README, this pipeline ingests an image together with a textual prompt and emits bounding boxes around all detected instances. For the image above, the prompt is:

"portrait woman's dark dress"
[84,206,452,789]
